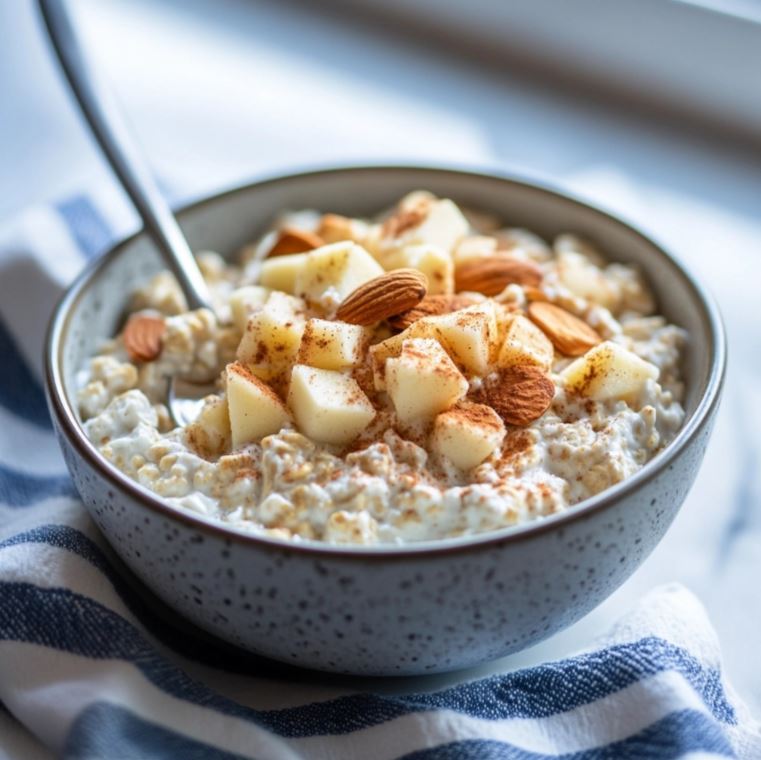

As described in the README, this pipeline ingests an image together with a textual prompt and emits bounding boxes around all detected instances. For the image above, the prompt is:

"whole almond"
[268,227,324,257]
[483,365,555,426]
[527,301,601,356]
[123,314,166,363]
[336,269,428,326]
[388,293,481,330]
[455,255,543,295]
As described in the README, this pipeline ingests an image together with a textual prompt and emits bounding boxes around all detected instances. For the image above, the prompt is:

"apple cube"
[432,401,505,470]
[226,363,291,447]
[557,251,621,311]
[396,199,469,255]
[560,340,659,403]
[236,291,305,381]
[496,314,554,371]
[298,318,367,370]
[453,235,498,263]
[386,338,468,425]
[294,241,384,302]
[185,395,231,458]
[287,364,376,445]
[428,302,498,376]
[229,285,271,332]
[259,252,308,294]
[383,244,454,295]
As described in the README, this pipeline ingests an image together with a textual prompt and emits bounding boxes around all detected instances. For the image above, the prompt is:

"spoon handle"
[38,0,213,312]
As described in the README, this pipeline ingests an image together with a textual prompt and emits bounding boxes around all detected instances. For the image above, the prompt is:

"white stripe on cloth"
[0,643,298,760]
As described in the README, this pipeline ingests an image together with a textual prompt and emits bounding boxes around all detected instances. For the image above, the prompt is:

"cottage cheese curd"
[78,192,686,545]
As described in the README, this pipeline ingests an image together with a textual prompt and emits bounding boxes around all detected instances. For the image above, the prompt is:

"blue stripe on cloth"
[0,319,51,428]
[63,702,250,760]
[0,577,737,739]
[0,464,76,507]
[399,709,736,760]
[55,195,113,260]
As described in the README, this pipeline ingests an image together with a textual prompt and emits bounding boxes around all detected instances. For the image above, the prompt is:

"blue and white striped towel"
[0,194,759,760]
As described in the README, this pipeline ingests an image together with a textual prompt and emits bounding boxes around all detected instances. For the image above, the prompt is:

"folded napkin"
[0,194,759,760]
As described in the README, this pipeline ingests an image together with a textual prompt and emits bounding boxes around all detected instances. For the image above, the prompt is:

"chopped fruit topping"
[560,340,659,403]
[294,241,384,303]
[287,364,376,446]
[385,338,468,425]
[298,318,367,370]
[226,363,291,447]
[432,401,506,470]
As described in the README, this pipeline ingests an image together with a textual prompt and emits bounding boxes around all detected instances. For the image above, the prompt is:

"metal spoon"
[40,0,218,425]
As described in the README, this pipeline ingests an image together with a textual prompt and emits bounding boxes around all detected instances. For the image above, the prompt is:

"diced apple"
[294,241,384,303]
[382,244,454,295]
[453,235,498,263]
[298,318,367,370]
[431,401,505,470]
[236,291,305,381]
[368,318,441,391]
[259,253,308,293]
[226,363,291,447]
[287,364,376,445]
[386,338,468,425]
[557,250,621,311]
[185,395,231,458]
[428,302,498,376]
[560,340,659,403]
[229,285,271,332]
[388,198,469,255]
[496,314,554,371]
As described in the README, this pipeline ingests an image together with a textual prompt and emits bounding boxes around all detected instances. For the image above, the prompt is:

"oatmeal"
[77,191,686,545]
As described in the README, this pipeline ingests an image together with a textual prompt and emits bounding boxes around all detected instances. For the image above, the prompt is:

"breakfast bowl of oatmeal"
[45,166,725,675]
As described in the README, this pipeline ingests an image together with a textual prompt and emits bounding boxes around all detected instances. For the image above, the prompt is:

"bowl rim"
[45,163,727,558]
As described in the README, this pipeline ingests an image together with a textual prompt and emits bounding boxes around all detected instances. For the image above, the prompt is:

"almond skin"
[388,293,481,330]
[483,365,555,427]
[527,301,601,356]
[123,314,166,362]
[268,227,324,257]
[336,269,428,326]
[455,255,543,295]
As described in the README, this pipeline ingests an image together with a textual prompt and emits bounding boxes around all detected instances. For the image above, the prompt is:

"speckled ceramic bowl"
[45,166,725,676]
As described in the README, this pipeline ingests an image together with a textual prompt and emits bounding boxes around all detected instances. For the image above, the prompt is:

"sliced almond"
[268,227,324,257]
[388,293,481,330]
[527,301,601,356]
[335,269,428,326]
[483,365,555,427]
[123,314,166,363]
[455,254,543,295]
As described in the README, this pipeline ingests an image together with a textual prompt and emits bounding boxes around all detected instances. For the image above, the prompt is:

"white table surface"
[3,0,760,713]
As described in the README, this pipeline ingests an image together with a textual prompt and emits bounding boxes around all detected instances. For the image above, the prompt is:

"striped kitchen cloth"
[0,194,759,760]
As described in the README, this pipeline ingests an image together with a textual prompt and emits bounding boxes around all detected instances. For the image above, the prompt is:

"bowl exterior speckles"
[46,166,726,676]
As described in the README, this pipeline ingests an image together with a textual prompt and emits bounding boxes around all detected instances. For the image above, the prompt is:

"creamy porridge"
[77,191,686,545]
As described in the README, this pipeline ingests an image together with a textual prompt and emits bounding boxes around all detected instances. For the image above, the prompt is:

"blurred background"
[2,0,760,707]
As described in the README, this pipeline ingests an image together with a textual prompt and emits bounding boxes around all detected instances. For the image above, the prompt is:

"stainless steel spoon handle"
[38,0,213,312]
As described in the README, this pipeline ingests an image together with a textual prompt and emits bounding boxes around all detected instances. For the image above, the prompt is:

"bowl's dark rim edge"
[45,163,728,560]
